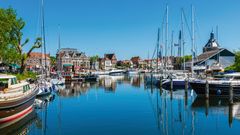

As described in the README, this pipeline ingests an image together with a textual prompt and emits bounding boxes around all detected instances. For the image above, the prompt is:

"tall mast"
[58,25,61,71]
[41,0,47,77]
[165,5,169,73]
[170,31,174,66]
[191,5,195,75]
[181,9,185,70]
[156,28,160,72]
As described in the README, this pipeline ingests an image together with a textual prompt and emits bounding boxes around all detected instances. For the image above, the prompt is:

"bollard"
[185,78,188,91]
[160,77,163,88]
[205,80,209,99]
[228,104,233,127]
[205,99,209,117]
[229,83,233,105]
[170,77,173,91]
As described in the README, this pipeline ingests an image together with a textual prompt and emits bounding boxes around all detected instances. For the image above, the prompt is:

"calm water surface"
[3,75,240,135]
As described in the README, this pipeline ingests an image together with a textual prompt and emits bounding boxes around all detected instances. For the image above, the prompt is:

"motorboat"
[161,73,190,90]
[190,73,240,97]
[109,70,125,76]
[126,69,139,75]
[0,74,38,127]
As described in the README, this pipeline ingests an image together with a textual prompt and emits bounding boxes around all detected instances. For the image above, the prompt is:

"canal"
[2,75,240,135]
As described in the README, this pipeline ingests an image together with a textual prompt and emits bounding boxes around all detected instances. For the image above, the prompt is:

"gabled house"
[26,52,51,73]
[186,32,235,70]
[56,48,90,72]
[99,53,117,70]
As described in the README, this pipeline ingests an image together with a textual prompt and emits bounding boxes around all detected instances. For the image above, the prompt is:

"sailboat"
[37,0,53,96]
[50,25,65,85]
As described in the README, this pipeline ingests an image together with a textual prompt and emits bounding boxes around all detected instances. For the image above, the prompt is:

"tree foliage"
[90,55,99,63]
[0,7,42,73]
[225,51,240,72]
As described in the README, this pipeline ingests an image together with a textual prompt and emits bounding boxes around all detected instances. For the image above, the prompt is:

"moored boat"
[190,73,240,97]
[51,72,65,85]
[0,74,38,127]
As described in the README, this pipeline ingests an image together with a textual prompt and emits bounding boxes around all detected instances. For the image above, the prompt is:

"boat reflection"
[0,109,40,135]
[191,97,240,127]
[57,75,145,97]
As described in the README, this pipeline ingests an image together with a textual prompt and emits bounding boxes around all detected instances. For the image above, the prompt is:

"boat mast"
[58,25,61,72]
[165,5,169,74]
[171,30,174,63]
[157,28,160,73]
[191,5,195,75]
[41,0,47,77]
[181,8,185,70]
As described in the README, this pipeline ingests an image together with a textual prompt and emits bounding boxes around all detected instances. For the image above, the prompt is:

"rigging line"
[182,9,192,41]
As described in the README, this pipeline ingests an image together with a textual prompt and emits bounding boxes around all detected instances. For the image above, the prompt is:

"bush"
[9,71,37,81]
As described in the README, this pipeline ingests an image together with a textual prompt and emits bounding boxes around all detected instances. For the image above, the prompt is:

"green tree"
[0,8,42,73]
[225,51,240,72]
[90,55,99,63]
[50,56,56,67]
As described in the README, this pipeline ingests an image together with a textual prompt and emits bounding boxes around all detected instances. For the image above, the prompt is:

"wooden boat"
[190,73,240,97]
[0,74,38,127]
[0,74,38,109]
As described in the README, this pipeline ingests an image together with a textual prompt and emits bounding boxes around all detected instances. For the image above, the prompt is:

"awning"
[9,64,20,69]
[63,64,73,67]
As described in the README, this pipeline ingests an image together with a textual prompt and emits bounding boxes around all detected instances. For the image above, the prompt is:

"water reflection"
[0,109,40,135]
[2,75,240,135]
[191,97,240,127]
[57,75,145,97]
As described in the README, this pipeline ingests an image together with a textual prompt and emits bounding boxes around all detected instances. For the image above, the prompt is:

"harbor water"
[2,75,240,135]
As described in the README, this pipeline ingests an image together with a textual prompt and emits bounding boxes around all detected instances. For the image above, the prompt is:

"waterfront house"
[99,53,117,70]
[26,52,51,73]
[186,32,235,71]
[56,48,90,72]
[131,56,141,68]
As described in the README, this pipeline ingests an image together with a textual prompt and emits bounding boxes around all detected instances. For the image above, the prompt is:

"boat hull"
[190,81,240,96]
[0,97,35,129]
[162,80,190,90]
[0,88,38,109]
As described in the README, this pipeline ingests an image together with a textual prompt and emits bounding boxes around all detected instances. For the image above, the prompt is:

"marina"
[1,0,240,134]
[0,75,240,134]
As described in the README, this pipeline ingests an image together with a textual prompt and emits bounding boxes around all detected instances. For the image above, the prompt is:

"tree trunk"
[20,57,26,74]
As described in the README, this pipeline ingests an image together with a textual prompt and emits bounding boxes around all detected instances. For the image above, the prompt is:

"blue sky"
[1,0,240,60]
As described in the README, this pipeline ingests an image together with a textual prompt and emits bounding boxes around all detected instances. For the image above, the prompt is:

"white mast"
[157,28,160,72]
[181,9,185,70]
[41,0,47,77]
[191,5,195,75]
[165,5,169,73]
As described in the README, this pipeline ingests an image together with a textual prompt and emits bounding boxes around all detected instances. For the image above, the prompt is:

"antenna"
[216,25,219,41]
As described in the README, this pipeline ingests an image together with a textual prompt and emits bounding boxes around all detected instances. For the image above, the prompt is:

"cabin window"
[0,79,8,91]
[11,78,18,85]
[23,85,30,92]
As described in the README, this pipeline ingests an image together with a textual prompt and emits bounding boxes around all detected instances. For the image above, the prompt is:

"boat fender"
[3,88,8,93]
[217,89,221,95]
